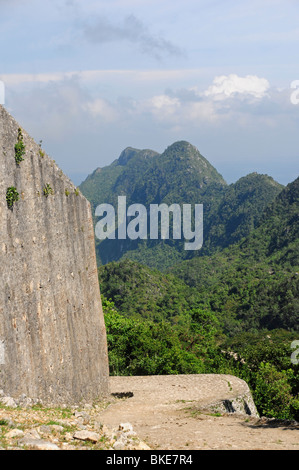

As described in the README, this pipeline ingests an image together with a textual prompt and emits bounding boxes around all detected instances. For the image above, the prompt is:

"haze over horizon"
[1,0,299,186]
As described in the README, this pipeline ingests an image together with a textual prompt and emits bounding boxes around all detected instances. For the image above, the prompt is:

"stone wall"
[0,105,109,404]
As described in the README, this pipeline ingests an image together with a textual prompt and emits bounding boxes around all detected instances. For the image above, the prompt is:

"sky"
[1,0,299,186]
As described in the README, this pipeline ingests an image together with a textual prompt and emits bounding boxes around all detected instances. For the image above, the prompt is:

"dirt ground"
[99,374,299,450]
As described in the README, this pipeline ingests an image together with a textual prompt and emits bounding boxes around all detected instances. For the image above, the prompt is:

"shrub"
[6,187,19,208]
[43,183,54,197]
[102,297,204,376]
[15,128,26,164]
[254,362,294,419]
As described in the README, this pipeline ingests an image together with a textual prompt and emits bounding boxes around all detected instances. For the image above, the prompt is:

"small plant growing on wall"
[15,128,26,164]
[6,187,19,208]
[43,183,54,197]
[38,140,45,158]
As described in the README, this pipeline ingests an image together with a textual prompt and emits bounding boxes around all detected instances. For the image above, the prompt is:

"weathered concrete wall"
[0,105,109,404]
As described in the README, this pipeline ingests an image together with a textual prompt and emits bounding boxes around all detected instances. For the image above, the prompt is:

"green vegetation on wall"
[14,128,26,164]
[43,183,54,197]
[6,186,19,208]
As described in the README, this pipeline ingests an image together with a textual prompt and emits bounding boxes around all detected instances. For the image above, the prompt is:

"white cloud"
[185,100,219,123]
[145,94,180,117]
[4,69,298,187]
[134,73,299,134]
[139,90,221,126]
[6,70,284,132]
[204,74,270,100]
[0,69,208,94]
[84,98,119,122]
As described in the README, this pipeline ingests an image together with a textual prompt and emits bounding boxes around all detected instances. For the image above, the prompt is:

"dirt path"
[99,375,299,450]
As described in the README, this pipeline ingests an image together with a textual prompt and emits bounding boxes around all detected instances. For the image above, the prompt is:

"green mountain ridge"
[244,176,299,264]
[80,141,284,269]
[168,176,299,284]
[94,151,299,421]
[79,146,160,208]
[92,150,299,333]
[205,172,284,253]
[99,176,299,333]
[168,176,299,332]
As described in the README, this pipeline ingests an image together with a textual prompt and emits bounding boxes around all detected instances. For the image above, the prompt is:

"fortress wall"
[0,105,109,404]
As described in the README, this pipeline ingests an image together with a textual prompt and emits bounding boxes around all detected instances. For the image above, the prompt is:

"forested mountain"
[98,258,201,324]
[168,177,299,332]
[80,141,283,269]
[241,175,299,266]
[204,172,284,253]
[99,177,299,333]
[93,162,299,421]
[80,147,159,209]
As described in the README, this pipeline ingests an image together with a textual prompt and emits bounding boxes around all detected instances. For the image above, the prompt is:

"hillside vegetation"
[80,141,283,268]
[81,142,299,421]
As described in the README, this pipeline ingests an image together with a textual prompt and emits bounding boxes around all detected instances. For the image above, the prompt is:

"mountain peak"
[118,147,159,166]
[117,147,140,166]
[165,141,200,155]
[160,141,226,187]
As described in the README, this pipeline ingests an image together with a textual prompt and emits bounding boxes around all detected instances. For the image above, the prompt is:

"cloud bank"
[3,71,294,129]
[204,74,270,100]
[3,71,298,185]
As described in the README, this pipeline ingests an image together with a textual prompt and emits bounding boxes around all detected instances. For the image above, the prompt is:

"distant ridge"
[80,141,284,270]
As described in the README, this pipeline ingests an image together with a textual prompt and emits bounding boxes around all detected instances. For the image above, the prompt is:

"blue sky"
[1,0,299,185]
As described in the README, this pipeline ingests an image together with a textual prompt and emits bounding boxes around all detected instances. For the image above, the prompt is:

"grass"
[30,403,72,420]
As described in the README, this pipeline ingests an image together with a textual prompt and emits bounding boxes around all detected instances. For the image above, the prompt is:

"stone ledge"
[200,391,259,418]
[107,374,259,418]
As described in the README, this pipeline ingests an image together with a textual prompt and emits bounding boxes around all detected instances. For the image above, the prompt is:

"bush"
[15,128,26,164]
[6,187,19,208]
[103,297,205,376]
[43,183,54,197]
[253,362,296,420]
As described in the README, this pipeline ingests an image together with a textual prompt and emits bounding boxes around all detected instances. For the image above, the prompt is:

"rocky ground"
[0,392,150,450]
[1,375,298,451]
[100,375,299,451]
